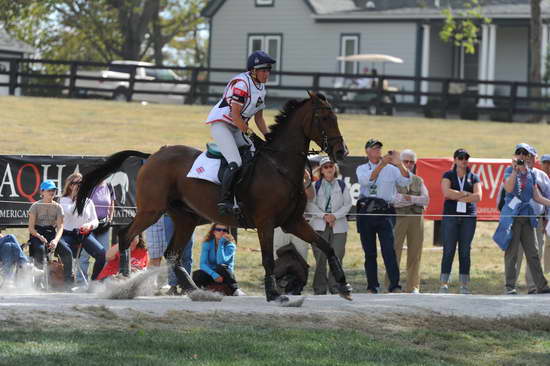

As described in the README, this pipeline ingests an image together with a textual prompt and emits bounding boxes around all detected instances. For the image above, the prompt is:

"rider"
[206,50,275,215]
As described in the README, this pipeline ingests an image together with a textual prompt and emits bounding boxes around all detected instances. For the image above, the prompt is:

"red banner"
[416,158,511,221]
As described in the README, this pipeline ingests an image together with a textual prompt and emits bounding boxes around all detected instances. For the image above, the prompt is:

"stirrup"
[217,202,236,216]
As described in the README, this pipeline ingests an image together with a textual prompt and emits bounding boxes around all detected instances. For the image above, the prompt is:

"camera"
[517,159,525,166]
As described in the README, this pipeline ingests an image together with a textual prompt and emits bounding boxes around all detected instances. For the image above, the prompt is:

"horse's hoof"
[338,283,353,301]
[339,292,353,301]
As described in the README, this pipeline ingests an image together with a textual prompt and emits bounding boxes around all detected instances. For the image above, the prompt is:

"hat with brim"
[541,154,550,163]
[515,143,536,156]
[318,156,333,167]
[40,180,57,191]
[453,148,470,159]
[365,139,383,149]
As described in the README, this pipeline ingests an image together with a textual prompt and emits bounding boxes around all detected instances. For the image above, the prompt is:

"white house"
[202,0,550,105]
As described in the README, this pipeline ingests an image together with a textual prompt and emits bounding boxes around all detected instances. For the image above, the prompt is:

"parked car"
[64,60,190,104]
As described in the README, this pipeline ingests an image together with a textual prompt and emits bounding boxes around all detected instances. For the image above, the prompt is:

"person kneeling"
[192,224,245,296]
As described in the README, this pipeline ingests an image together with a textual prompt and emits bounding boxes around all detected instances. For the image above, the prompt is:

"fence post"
[312,73,320,92]
[441,79,450,119]
[68,62,78,98]
[185,68,199,105]
[127,66,136,102]
[8,59,19,96]
[508,82,518,122]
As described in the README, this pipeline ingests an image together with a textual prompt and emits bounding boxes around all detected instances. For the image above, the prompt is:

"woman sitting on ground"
[192,224,245,296]
[97,234,148,281]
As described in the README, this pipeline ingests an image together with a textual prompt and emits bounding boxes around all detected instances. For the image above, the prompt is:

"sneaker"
[410,288,420,294]
[439,285,449,294]
[459,285,471,295]
[528,289,537,295]
[367,287,379,294]
[537,287,550,294]
[506,288,518,295]
[232,288,246,296]
[389,286,402,293]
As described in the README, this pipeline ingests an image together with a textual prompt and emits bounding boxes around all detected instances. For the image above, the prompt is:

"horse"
[76,91,352,303]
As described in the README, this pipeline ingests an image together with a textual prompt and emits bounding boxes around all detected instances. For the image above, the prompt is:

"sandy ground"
[2,291,550,320]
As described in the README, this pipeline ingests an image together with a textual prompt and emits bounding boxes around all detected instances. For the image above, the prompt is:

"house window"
[255,0,274,6]
[340,34,359,74]
[248,34,282,85]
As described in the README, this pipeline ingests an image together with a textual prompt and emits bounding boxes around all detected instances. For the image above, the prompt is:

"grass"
[0,95,546,296]
[2,309,550,365]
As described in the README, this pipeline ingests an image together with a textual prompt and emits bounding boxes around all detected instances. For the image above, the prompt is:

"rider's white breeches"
[210,122,254,167]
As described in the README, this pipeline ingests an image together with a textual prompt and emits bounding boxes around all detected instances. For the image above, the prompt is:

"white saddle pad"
[187,151,222,184]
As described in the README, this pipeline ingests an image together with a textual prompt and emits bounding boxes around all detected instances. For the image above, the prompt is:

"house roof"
[0,27,34,54]
[202,0,550,20]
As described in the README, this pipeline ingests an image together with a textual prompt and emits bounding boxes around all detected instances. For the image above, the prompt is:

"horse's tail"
[75,150,150,214]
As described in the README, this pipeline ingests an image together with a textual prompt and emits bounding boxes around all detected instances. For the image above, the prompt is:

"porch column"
[486,24,497,107]
[542,23,548,80]
[421,24,431,105]
[478,24,489,107]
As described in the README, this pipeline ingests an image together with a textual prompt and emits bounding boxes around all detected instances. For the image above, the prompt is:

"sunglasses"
[402,160,415,164]
[214,228,229,233]
[322,164,335,169]
[456,155,469,161]
[70,181,82,186]
[515,149,529,156]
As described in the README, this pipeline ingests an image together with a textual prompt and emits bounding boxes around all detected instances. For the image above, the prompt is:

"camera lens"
[517,159,525,166]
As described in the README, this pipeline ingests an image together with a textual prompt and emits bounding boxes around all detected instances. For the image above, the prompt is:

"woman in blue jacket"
[192,224,245,296]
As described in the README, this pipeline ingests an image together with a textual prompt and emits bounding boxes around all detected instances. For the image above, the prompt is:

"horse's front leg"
[286,218,352,301]
[257,225,287,303]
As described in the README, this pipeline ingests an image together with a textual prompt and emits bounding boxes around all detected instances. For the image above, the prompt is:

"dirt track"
[2,292,550,320]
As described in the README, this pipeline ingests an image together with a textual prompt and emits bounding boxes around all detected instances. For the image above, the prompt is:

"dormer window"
[256,0,274,7]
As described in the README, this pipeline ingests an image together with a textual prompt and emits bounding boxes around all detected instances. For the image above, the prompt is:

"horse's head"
[305,91,348,162]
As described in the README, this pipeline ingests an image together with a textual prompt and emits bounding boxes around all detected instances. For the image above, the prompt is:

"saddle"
[205,142,254,183]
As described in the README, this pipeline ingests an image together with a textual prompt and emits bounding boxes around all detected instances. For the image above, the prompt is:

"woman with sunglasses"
[307,156,352,295]
[28,180,73,288]
[59,173,106,284]
[192,224,245,296]
[439,149,482,294]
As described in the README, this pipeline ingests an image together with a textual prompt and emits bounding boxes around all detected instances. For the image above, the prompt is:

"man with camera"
[356,139,410,293]
[494,143,550,294]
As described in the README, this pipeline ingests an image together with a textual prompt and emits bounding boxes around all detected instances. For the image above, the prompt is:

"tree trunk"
[530,0,543,122]
[115,0,158,60]
[152,0,163,65]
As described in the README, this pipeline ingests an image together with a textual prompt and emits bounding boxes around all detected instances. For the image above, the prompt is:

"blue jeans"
[78,227,110,282]
[357,210,400,291]
[440,216,477,280]
[164,216,194,286]
[0,235,28,280]
[29,226,73,283]
[62,230,106,281]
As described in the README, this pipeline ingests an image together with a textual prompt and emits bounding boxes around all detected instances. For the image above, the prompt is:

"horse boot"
[217,162,240,216]
[327,256,353,301]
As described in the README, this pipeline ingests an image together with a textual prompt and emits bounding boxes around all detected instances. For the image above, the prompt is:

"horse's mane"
[261,93,328,144]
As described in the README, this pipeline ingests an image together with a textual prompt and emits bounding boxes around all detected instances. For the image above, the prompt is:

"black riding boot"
[218,162,240,216]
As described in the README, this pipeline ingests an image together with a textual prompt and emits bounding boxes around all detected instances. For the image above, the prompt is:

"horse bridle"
[308,100,343,156]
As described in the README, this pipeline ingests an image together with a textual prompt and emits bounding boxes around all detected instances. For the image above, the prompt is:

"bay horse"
[76,92,352,303]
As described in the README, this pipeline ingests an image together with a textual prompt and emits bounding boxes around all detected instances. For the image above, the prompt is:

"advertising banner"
[0,155,143,227]
[417,158,510,221]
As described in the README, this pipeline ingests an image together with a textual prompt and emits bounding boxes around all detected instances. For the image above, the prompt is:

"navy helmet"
[247,51,276,71]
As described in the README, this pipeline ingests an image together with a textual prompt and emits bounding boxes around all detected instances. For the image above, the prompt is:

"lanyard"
[457,172,468,192]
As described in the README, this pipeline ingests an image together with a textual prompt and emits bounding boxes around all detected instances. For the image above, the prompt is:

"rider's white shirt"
[205,72,266,127]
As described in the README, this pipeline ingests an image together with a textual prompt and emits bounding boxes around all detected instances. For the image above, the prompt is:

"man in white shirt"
[355,139,410,293]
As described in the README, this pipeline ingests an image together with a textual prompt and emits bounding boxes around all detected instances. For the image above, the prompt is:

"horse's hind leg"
[165,208,201,293]
[118,209,163,276]
[285,218,352,300]
[257,223,285,302]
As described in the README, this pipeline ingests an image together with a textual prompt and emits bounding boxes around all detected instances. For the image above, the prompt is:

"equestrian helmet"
[247,51,276,71]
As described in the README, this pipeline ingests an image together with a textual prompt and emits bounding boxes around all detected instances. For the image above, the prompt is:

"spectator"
[390,149,429,294]
[439,149,481,294]
[307,157,352,295]
[192,223,245,296]
[28,180,73,288]
[59,173,106,284]
[0,230,42,289]
[542,154,550,272]
[145,214,193,295]
[97,234,148,281]
[78,180,115,283]
[356,139,410,293]
[514,145,550,293]
[494,144,550,295]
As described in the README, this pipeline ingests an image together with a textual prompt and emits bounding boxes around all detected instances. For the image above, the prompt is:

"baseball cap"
[514,143,536,156]
[319,156,333,167]
[40,180,57,191]
[541,154,550,163]
[365,139,383,149]
[453,148,470,159]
